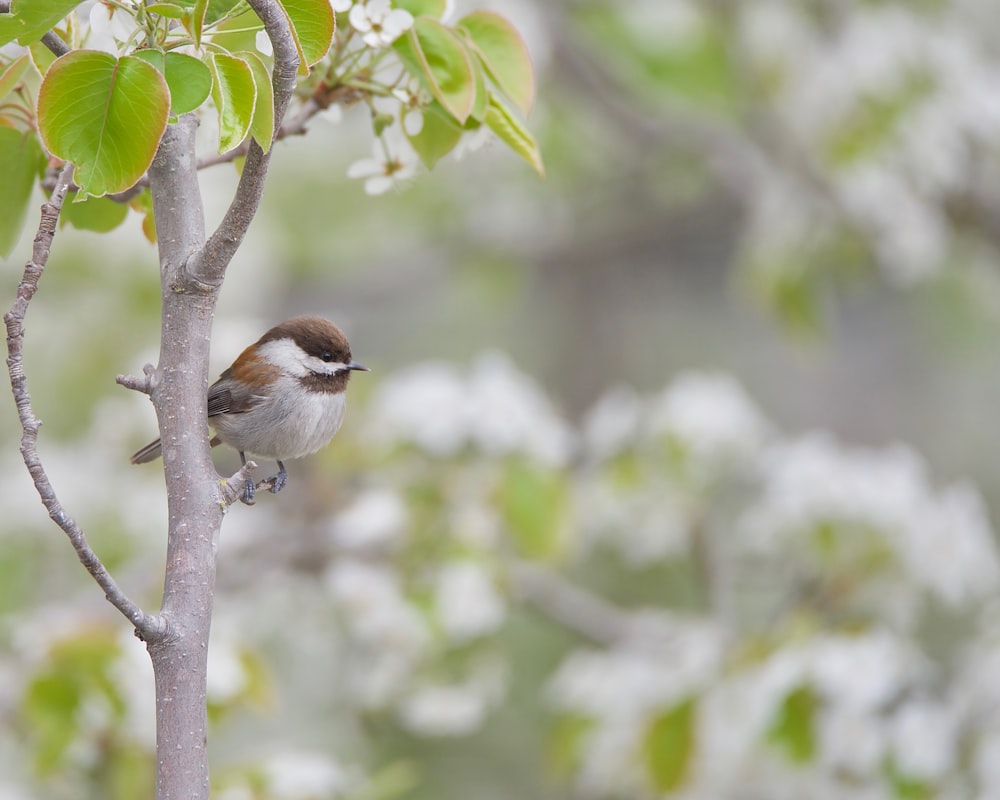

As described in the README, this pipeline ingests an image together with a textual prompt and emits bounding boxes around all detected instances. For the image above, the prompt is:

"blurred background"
[4,1,1000,798]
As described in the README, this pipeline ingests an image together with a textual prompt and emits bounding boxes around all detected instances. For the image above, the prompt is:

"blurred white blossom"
[577,477,691,566]
[548,617,723,719]
[582,384,644,460]
[649,371,769,478]
[367,361,469,455]
[468,352,575,465]
[889,701,959,781]
[367,352,575,465]
[326,560,429,655]
[263,752,362,799]
[206,637,249,705]
[452,125,493,161]
[326,559,430,704]
[434,560,505,643]
[397,682,489,737]
[741,433,1000,608]
[331,488,408,551]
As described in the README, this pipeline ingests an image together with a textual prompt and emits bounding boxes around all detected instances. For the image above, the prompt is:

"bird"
[131,316,368,504]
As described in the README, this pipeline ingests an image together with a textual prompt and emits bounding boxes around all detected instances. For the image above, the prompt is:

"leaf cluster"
[0,0,541,254]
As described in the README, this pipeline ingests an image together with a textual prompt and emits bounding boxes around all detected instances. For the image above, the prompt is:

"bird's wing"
[208,373,265,417]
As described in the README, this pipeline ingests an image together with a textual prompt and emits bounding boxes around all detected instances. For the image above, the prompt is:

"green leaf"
[394,18,475,123]
[192,0,209,46]
[485,93,544,175]
[644,699,697,792]
[28,39,57,75]
[768,685,818,763]
[37,52,170,198]
[278,0,335,68]
[0,128,41,257]
[21,628,122,773]
[209,52,256,153]
[407,101,462,168]
[0,53,31,103]
[394,0,447,17]
[467,51,488,122]
[145,3,190,18]
[458,10,534,115]
[498,460,568,559]
[239,51,274,151]
[548,714,595,778]
[133,50,213,115]
[173,0,240,29]
[61,192,130,233]
[0,0,80,47]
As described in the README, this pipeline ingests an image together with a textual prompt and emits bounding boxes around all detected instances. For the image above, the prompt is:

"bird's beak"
[348,360,370,372]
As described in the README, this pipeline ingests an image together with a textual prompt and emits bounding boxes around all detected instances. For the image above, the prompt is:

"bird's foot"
[267,460,288,494]
[241,475,256,506]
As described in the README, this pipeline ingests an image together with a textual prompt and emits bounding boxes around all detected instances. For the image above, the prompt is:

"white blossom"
[741,433,1000,607]
[466,352,575,466]
[548,617,722,719]
[366,353,575,465]
[331,488,408,551]
[346,134,419,195]
[397,683,489,737]
[434,560,505,642]
[367,361,470,455]
[330,0,353,11]
[889,701,959,781]
[348,0,413,48]
[87,1,140,51]
[452,125,493,161]
[255,30,273,57]
[263,752,361,799]
[206,638,249,705]
[582,384,643,460]
[391,84,430,136]
[649,371,769,478]
[577,477,691,566]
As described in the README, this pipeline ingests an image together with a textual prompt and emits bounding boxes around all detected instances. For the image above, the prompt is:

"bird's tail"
[130,438,162,464]
[130,435,222,464]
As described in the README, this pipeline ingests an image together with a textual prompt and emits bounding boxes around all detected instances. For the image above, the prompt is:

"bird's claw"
[241,476,256,506]
[267,470,288,494]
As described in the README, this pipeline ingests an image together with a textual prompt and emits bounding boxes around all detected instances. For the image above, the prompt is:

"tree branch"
[511,561,630,646]
[2,163,164,641]
[194,97,324,172]
[193,0,300,283]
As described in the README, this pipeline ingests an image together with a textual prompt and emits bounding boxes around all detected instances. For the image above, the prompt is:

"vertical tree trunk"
[145,116,223,800]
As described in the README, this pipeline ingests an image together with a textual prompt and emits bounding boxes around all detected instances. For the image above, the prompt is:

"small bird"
[131,316,368,504]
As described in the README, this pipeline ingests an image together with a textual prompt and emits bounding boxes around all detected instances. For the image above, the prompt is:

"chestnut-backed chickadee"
[131,316,368,505]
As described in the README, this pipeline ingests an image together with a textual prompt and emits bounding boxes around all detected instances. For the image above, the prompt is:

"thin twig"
[116,363,157,395]
[3,163,164,642]
[195,97,324,172]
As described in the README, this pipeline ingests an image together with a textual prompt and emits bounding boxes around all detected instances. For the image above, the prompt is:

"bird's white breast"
[212,375,347,460]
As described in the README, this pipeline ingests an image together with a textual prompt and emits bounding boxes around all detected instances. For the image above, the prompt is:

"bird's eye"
[321,352,334,362]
